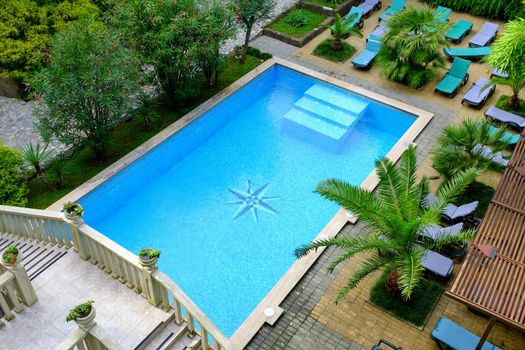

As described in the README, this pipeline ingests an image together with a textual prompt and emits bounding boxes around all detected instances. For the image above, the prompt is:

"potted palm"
[138,248,161,271]
[2,245,21,268]
[63,201,84,224]
[66,300,95,329]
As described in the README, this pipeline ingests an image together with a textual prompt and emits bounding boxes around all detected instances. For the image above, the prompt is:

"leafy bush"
[66,300,94,322]
[425,0,525,20]
[0,0,100,87]
[0,144,29,207]
[286,9,308,28]
[246,47,273,60]
[313,39,356,62]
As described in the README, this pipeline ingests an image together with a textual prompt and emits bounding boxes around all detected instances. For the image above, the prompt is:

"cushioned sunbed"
[435,57,470,97]
[443,47,492,61]
[352,39,381,70]
[485,106,525,131]
[344,6,364,30]
[434,6,451,23]
[469,22,499,47]
[357,0,382,18]
[431,317,502,350]
[490,68,508,79]
[488,125,520,146]
[473,144,508,167]
[461,77,495,108]
[445,20,473,43]
[379,0,405,21]
[367,21,387,41]
[442,201,479,223]
[422,250,454,279]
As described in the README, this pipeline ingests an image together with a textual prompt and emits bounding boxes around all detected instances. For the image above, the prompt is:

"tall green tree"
[377,6,450,88]
[31,18,140,160]
[235,0,274,64]
[296,146,477,301]
[485,18,525,110]
[330,13,362,51]
[432,119,510,180]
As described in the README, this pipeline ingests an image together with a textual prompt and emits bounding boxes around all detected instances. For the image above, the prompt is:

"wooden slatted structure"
[447,134,525,337]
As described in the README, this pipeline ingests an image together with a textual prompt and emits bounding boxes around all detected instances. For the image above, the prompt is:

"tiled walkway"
[0,248,168,349]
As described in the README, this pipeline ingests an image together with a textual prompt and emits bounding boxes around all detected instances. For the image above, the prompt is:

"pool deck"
[246,0,524,349]
[0,242,168,349]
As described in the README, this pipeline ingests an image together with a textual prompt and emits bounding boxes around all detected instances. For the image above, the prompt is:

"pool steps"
[282,83,369,153]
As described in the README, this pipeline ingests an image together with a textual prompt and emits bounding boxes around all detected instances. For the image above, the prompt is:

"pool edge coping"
[48,57,434,349]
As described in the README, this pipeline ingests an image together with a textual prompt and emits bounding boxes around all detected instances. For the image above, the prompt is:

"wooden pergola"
[447,134,525,349]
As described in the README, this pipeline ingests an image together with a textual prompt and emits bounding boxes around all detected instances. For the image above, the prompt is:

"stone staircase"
[282,83,369,153]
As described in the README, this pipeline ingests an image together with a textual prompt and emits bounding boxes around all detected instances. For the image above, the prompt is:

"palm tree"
[432,118,510,180]
[376,6,450,88]
[21,142,52,188]
[295,146,477,302]
[485,18,525,110]
[330,13,362,51]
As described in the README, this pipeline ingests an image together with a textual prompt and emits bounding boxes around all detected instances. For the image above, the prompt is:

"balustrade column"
[66,217,90,260]
[1,256,37,306]
[138,252,163,307]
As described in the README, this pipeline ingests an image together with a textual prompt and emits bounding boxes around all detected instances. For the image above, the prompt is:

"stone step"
[304,83,369,117]
[294,96,358,128]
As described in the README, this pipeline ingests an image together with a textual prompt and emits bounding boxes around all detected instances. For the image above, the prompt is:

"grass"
[269,8,327,38]
[455,180,495,218]
[313,39,356,63]
[27,55,263,209]
[496,95,525,117]
[302,0,343,8]
[369,271,443,328]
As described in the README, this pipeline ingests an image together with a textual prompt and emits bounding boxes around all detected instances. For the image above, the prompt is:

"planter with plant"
[138,248,161,270]
[66,300,95,329]
[2,245,21,267]
[63,201,84,224]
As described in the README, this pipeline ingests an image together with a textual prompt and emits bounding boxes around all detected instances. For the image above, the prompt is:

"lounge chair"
[352,40,381,70]
[490,68,508,79]
[443,47,492,62]
[431,317,502,350]
[469,22,499,47]
[442,201,479,224]
[435,57,470,97]
[371,339,403,350]
[339,6,364,32]
[358,0,382,19]
[445,20,473,43]
[461,77,495,108]
[422,250,454,279]
[379,0,405,21]
[423,223,463,241]
[485,106,525,131]
[488,125,520,146]
[367,21,387,41]
[473,144,509,167]
[434,6,451,23]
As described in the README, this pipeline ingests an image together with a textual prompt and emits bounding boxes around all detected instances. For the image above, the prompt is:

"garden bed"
[264,6,331,47]
[496,95,525,117]
[369,271,443,329]
[299,0,361,16]
[313,39,356,63]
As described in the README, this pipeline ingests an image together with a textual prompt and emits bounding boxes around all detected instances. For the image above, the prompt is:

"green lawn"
[313,39,356,63]
[28,55,263,209]
[302,0,343,8]
[269,9,327,38]
[370,271,443,328]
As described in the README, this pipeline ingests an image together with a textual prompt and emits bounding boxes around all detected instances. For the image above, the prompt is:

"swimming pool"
[79,64,416,338]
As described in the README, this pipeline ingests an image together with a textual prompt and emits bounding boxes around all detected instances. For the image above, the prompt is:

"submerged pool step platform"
[282,83,369,153]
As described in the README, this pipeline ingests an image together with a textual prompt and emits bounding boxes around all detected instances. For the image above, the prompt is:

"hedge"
[425,0,525,20]
[0,144,29,207]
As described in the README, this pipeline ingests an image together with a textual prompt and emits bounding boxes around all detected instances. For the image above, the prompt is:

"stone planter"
[1,251,22,270]
[139,250,159,271]
[64,211,83,225]
[74,307,96,330]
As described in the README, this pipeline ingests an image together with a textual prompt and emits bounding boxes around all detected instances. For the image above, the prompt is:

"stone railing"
[55,314,125,350]
[0,270,23,325]
[0,205,235,350]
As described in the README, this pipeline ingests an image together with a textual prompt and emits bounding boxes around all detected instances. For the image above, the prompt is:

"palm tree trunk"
[331,38,342,51]
[508,93,520,110]
[385,268,402,298]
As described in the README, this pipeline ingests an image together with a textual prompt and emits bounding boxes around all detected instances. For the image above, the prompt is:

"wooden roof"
[448,134,525,331]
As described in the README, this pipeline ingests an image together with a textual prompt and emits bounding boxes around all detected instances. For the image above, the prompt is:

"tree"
[330,14,362,51]
[0,143,29,207]
[432,119,510,180]
[485,18,525,110]
[31,18,140,160]
[377,6,450,88]
[235,0,274,64]
[295,146,477,301]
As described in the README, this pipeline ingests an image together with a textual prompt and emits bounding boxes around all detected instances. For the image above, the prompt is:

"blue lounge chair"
[488,125,520,146]
[367,21,387,41]
[424,193,479,224]
[422,223,467,259]
[490,68,508,79]
[371,339,402,350]
[469,22,499,47]
[352,40,381,70]
[379,0,405,21]
[445,20,473,43]
[485,106,525,131]
[340,6,364,31]
[358,0,382,18]
[431,317,502,350]
[422,250,454,279]
[473,144,509,167]
[461,77,495,108]
[435,57,470,97]
[434,6,451,23]
[443,47,492,62]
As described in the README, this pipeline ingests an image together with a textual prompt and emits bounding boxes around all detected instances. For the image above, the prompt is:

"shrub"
[286,9,308,28]
[425,0,525,20]
[0,143,29,207]
[66,300,94,322]
[313,39,356,62]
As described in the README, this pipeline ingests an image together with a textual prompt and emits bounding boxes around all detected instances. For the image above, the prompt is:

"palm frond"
[396,250,425,300]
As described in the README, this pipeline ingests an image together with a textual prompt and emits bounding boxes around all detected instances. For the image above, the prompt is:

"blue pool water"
[80,65,414,336]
